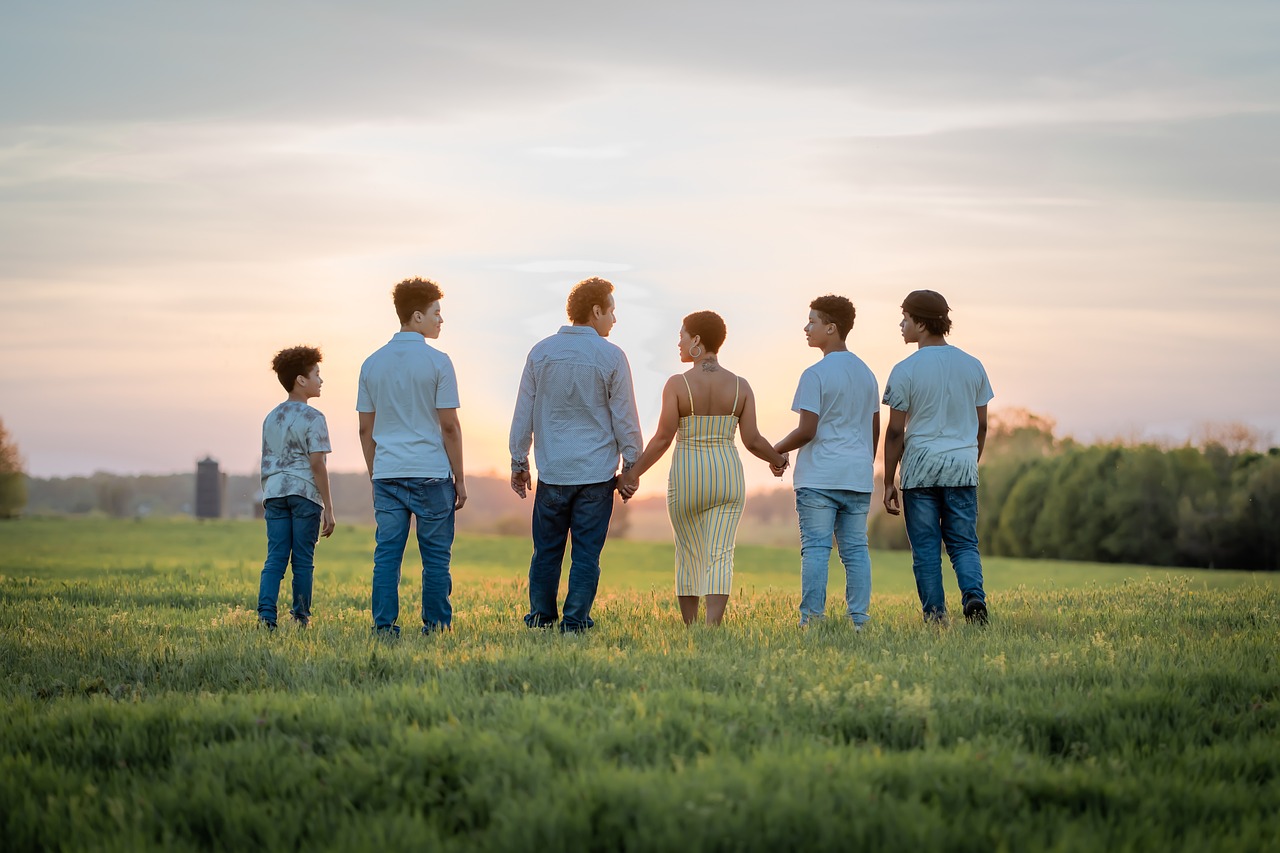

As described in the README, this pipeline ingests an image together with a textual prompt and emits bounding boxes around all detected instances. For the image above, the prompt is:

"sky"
[2,0,1278,492]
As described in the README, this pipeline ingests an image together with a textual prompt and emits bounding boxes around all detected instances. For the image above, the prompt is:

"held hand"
[454,482,468,511]
[320,510,336,538]
[617,472,639,502]
[883,484,902,516]
[769,451,790,478]
[511,470,531,499]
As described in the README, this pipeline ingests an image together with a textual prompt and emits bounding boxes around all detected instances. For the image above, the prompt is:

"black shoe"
[290,615,310,628]
[258,619,277,632]
[963,600,989,625]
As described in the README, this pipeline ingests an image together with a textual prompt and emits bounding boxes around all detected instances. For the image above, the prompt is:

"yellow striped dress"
[667,375,746,596]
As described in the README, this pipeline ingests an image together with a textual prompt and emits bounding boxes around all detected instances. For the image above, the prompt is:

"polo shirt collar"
[558,325,601,337]
[390,332,424,343]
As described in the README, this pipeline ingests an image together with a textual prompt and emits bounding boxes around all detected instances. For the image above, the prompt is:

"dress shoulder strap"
[681,374,695,416]
[732,375,740,416]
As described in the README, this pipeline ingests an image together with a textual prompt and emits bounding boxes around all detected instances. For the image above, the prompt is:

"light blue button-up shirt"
[509,326,643,486]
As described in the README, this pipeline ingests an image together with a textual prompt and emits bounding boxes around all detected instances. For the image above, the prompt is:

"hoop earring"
[690,344,703,358]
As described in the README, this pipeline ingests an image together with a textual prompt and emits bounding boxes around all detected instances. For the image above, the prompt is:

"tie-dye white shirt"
[260,401,332,507]
[882,345,993,490]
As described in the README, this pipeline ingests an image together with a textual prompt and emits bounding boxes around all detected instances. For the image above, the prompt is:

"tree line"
[967,414,1278,571]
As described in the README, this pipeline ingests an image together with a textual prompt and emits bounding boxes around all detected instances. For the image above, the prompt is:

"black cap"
[902,290,950,320]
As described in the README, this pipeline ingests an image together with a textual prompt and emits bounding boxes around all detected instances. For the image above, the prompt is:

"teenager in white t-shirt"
[773,295,880,627]
[882,290,994,624]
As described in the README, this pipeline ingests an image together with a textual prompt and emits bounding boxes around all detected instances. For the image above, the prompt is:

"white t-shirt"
[791,351,880,493]
[261,401,331,507]
[357,332,461,479]
[882,344,994,489]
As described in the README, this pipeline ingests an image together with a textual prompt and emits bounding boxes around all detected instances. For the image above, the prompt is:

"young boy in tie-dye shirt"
[257,345,336,629]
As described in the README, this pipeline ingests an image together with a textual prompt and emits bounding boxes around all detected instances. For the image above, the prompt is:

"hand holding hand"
[883,484,901,516]
[769,451,790,478]
[618,471,639,502]
[511,470,531,499]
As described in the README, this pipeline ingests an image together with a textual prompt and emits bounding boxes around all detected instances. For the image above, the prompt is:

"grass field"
[2,518,1278,851]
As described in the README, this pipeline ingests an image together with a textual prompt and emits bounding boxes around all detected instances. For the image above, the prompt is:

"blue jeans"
[795,488,872,626]
[526,479,615,632]
[258,495,321,625]
[372,477,456,634]
[903,485,986,619]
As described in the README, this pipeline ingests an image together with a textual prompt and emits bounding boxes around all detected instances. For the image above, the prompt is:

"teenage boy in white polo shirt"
[882,290,994,624]
[357,277,466,637]
[774,294,880,628]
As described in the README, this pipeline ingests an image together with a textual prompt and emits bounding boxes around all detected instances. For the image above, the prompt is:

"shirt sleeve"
[508,354,536,468]
[608,350,644,467]
[791,368,821,415]
[435,355,461,409]
[307,411,332,454]
[356,365,374,413]
[882,363,911,412]
[975,363,994,407]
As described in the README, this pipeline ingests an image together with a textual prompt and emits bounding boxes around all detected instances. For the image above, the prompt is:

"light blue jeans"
[903,485,985,620]
[795,488,872,626]
[372,477,455,635]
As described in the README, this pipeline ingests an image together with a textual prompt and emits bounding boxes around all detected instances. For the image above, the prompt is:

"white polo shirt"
[357,332,460,479]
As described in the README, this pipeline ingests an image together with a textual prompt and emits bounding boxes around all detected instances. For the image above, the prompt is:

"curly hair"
[566,277,614,324]
[392,277,444,324]
[809,294,856,340]
[905,311,952,337]
[682,310,727,354]
[271,346,322,392]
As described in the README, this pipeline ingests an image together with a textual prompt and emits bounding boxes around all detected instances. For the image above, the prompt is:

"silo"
[195,456,223,519]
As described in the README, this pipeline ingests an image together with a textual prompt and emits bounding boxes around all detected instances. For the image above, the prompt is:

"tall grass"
[1,519,1277,851]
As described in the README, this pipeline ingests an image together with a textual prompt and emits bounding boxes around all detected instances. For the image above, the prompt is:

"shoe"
[258,619,277,632]
[963,600,989,625]
[290,615,309,628]
[372,625,401,639]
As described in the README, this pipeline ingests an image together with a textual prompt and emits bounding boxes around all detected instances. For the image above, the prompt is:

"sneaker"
[963,600,989,625]
[258,619,277,632]
[290,615,310,628]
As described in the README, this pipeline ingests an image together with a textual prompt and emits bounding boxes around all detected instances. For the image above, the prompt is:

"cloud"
[489,260,634,273]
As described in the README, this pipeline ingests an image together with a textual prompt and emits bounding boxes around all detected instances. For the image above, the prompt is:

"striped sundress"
[667,375,746,596]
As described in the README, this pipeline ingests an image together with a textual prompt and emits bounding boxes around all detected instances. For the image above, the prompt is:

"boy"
[774,295,880,628]
[882,290,994,624]
[258,345,336,629]
[358,277,466,637]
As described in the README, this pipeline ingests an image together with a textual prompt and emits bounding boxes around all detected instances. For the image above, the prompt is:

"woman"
[619,311,788,625]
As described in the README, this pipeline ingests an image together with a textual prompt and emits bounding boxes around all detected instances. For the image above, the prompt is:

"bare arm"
[619,377,681,497]
[871,410,881,459]
[358,411,377,478]
[308,451,336,537]
[773,409,819,455]
[438,408,467,511]
[883,407,907,516]
[737,380,787,467]
[976,405,988,462]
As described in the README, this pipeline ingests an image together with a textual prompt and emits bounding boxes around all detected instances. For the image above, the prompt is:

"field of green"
[2,518,1277,851]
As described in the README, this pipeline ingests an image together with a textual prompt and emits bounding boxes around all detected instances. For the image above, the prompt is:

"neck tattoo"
[700,359,719,373]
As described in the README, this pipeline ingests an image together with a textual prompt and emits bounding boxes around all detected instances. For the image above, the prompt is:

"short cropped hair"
[810,295,856,339]
[906,311,952,337]
[393,277,444,324]
[566,277,614,324]
[683,310,727,354]
[271,346,322,392]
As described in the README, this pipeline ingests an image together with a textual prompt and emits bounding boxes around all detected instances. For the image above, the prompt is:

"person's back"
[357,277,465,637]
[509,277,642,633]
[882,290,993,625]
[774,295,880,628]
[886,345,989,488]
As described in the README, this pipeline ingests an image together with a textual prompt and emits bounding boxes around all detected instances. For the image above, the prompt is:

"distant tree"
[992,459,1054,557]
[984,408,1058,460]
[1099,446,1179,566]
[1192,422,1274,455]
[0,418,26,518]
[1224,455,1280,571]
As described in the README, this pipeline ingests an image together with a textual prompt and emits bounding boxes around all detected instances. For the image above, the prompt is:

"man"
[882,290,994,624]
[358,277,466,637]
[773,295,880,628]
[509,276,643,632]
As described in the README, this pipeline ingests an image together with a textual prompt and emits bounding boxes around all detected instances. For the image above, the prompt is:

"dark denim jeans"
[258,495,321,625]
[903,485,986,619]
[372,477,455,635]
[525,479,615,632]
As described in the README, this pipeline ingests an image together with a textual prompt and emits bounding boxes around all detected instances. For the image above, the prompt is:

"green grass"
[1,518,1277,851]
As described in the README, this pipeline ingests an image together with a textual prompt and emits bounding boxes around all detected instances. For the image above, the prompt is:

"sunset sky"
[3,1,1278,492]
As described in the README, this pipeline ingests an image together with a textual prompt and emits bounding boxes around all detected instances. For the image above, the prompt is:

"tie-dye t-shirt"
[260,401,332,507]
